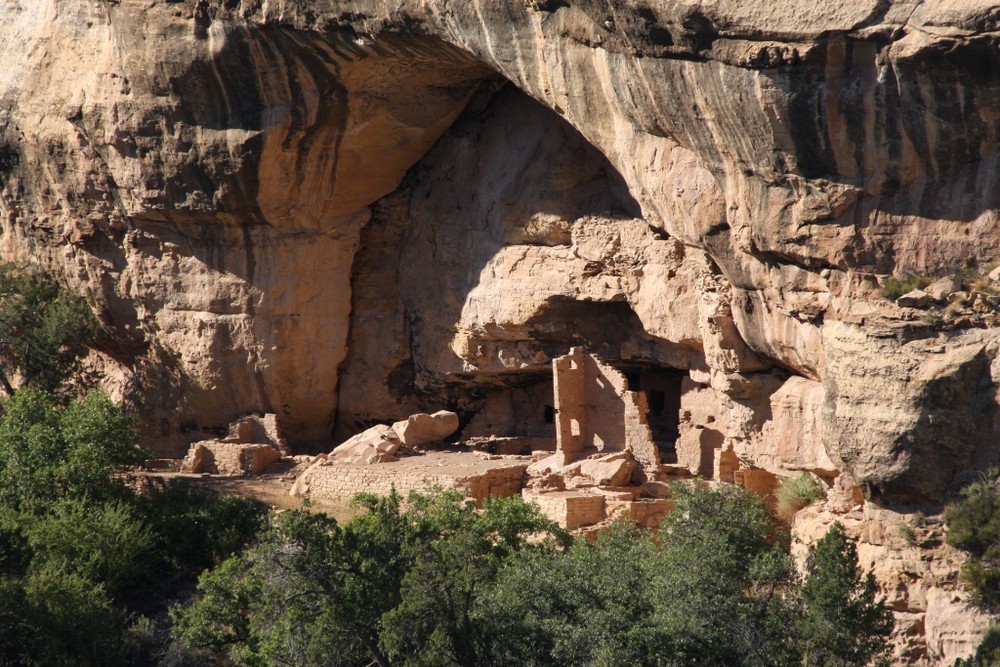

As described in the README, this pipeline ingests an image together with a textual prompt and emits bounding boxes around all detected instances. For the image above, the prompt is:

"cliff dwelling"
[5,0,1000,661]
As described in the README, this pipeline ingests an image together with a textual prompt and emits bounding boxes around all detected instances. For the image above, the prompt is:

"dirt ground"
[137,457,360,523]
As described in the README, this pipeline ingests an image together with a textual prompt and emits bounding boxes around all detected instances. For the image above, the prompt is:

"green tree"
[173,493,413,667]
[380,492,567,667]
[799,522,894,666]
[482,521,661,667]
[0,263,97,395]
[23,498,154,599]
[173,491,567,667]
[482,484,799,667]
[653,483,800,667]
[945,471,1000,612]
[0,386,265,666]
[0,388,144,508]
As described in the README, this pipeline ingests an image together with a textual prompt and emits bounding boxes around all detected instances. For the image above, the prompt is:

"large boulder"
[391,411,460,447]
[331,425,403,465]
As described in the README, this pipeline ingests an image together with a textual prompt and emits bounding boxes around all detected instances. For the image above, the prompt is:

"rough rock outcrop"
[2,0,997,491]
[4,2,1000,661]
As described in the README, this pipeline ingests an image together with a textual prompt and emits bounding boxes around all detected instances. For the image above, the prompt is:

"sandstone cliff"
[2,0,1000,662]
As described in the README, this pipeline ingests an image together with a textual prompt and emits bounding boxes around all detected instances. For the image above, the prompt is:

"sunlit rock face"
[1,0,998,501]
[5,1,1000,661]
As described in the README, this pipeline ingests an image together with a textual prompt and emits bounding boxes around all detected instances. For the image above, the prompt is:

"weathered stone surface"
[4,2,1000,658]
[290,451,527,506]
[330,425,402,465]
[758,376,837,477]
[180,441,280,476]
[180,443,208,474]
[925,275,963,303]
[391,411,460,448]
[563,452,637,487]
[897,290,932,308]
[822,323,998,504]
[793,503,993,665]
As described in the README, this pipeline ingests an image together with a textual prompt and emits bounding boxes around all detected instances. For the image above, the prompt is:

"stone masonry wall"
[553,348,659,468]
[293,460,527,505]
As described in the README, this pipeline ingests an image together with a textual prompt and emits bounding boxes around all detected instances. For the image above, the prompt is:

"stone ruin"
[286,347,705,529]
[521,347,679,529]
[180,413,287,476]
[178,347,794,531]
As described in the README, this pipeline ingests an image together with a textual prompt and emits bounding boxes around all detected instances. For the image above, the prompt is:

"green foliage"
[483,521,663,666]
[380,491,569,666]
[136,484,268,581]
[173,491,568,667]
[23,498,155,597]
[775,473,826,518]
[896,523,917,546]
[13,565,134,667]
[654,483,800,667]
[880,274,933,301]
[482,486,801,667]
[922,309,944,329]
[0,388,266,666]
[0,263,97,395]
[945,471,1000,612]
[172,485,899,667]
[799,523,894,667]
[173,493,412,667]
[0,388,144,508]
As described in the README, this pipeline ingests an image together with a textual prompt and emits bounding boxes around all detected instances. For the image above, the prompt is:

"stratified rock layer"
[3,2,1000,661]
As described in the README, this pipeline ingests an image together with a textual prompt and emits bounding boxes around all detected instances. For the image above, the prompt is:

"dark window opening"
[616,364,684,464]
[647,389,665,416]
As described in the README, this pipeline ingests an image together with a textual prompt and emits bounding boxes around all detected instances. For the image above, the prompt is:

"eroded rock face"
[1,0,998,486]
[4,1,1000,660]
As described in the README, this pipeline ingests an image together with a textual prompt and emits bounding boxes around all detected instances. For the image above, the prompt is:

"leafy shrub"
[775,472,826,518]
[136,485,267,581]
[922,309,944,329]
[896,523,917,546]
[881,274,933,300]
[944,470,1000,612]
[0,263,97,396]
[0,388,145,509]
[24,498,155,597]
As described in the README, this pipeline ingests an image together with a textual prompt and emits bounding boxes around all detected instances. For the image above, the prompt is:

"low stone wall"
[525,490,607,529]
[292,458,527,505]
[181,442,281,476]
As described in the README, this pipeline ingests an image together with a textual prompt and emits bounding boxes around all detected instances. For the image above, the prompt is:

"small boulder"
[989,266,1000,283]
[576,452,637,486]
[897,289,931,308]
[924,275,962,303]
[527,453,562,477]
[331,424,403,464]
[391,410,460,447]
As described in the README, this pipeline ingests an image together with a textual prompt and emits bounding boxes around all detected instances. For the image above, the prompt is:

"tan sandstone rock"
[391,411,460,448]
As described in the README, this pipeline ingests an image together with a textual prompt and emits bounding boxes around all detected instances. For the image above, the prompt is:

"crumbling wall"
[553,348,659,469]
[181,442,281,476]
[290,457,527,506]
[463,380,555,442]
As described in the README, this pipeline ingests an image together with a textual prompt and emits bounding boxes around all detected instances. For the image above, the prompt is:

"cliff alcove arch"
[101,25,510,452]
[334,79,716,455]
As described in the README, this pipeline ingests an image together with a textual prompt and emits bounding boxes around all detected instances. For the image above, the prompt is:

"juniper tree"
[799,522,894,667]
